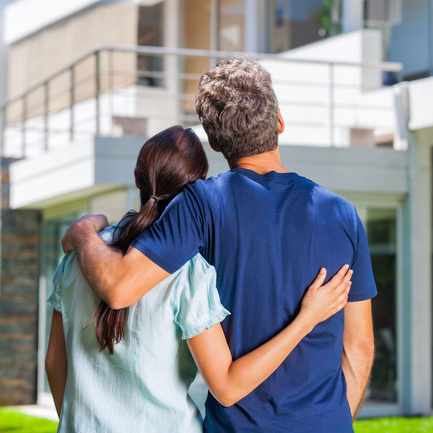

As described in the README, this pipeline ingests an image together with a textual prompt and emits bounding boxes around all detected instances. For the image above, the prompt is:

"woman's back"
[49,224,228,433]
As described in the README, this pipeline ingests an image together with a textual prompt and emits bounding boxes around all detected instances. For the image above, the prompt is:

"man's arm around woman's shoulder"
[62,214,170,309]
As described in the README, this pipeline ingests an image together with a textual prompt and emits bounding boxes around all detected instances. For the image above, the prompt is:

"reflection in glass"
[42,216,79,394]
[268,0,341,53]
[137,2,164,87]
[218,0,245,51]
[365,208,397,403]
[181,0,245,113]
[182,0,212,113]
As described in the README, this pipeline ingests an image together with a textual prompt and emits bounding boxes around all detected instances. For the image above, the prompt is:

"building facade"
[0,0,432,419]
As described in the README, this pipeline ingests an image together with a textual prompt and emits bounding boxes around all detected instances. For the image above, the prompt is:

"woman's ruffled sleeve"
[173,254,230,340]
[47,254,70,313]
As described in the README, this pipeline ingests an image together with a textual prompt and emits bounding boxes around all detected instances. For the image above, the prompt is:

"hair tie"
[149,195,159,202]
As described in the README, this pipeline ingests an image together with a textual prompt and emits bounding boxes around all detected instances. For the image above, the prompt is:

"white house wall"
[10,139,95,208]
[261,30,396,147]
[278,146,407,198]
[9,136,144,209]
[402,126,433,415]
[278,29,383,90]
[135,85,181,136]
[204,140,408,199]
[10,130,408,211]
[407,76,433,130]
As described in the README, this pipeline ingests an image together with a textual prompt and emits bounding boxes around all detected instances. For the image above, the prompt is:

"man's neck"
[233,148,289,175]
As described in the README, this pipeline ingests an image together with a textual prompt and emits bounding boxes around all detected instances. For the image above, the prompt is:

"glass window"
[364,0,402,29]
[218,0,245,51]
[364,207,398,403]
[137,2,164,86]
[182,0,213,113]
[363,0,403,83]
[268,0,340,53]
[182,0,212,50]
[40,214,81,395]
[384,0,428,81]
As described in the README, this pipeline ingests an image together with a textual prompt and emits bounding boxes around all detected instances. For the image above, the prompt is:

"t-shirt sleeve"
[131,184,206,273]
[172,255,230,340]
[47,253,71,313]
[348,212,378,302]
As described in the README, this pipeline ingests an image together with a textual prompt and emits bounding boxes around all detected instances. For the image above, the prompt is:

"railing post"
[210,0,218,68]
[328,63,335,146]
[0,106,6,158]
[22,95,27,158]
[44,82,49,151]
[109,49,114,133]
[70,66,75,141]
[95,50,100,136]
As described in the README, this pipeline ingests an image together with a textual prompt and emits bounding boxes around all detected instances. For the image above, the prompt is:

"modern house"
[0,0,431,419]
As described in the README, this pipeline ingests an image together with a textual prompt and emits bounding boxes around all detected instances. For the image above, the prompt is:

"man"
[63,58,376,432]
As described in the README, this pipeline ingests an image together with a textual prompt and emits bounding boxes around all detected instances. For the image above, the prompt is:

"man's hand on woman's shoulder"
[62,214,109,253]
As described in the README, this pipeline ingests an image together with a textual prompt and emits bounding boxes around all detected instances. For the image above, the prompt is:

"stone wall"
[0,158,41,405]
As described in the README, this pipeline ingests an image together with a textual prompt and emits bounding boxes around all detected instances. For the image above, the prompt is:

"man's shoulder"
[191,170,233,187]
[302,176,355,209]
[183,171,234,198]
[296,175,359,224]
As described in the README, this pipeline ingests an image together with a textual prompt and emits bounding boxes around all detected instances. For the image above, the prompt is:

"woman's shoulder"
[176,254,215,281]
[170,254,215,295]
[99,222,122,244]
[172,254,229,340]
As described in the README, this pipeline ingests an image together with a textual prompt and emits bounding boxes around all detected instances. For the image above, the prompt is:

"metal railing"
[0,45,403,159]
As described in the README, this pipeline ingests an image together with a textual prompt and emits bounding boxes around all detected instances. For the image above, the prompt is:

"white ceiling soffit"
[4,0,100,44]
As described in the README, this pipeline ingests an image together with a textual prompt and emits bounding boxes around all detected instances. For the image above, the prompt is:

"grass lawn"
[1,407,433,432]
[0,407,58,433]
[354,416,433,432]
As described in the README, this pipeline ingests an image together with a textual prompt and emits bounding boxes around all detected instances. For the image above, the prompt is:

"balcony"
[0,31,404,209]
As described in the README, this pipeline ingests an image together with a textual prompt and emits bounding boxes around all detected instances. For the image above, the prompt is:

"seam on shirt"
[348,289,378,302]
[131,239,179,274]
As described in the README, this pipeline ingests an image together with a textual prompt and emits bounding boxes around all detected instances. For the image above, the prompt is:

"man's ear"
[134,168,140,189]
[278,108,285,134]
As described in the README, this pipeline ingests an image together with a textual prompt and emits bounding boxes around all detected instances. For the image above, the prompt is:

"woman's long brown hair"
[90,126,208,354]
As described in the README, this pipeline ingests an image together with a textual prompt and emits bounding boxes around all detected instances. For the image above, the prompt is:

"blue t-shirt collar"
[231,167,299,186]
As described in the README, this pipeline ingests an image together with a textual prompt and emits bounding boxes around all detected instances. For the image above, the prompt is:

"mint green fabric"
[48,224,230,433]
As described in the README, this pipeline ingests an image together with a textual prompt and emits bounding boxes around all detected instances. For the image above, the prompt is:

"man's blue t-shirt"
[132,168,377,433]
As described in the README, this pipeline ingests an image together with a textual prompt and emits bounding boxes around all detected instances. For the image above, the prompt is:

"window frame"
[348,198,404,417]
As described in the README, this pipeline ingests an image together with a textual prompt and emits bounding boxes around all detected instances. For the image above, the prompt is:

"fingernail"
[320,268,326,274]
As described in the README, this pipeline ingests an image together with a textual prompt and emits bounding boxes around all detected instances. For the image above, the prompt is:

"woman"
[45,126,351,432]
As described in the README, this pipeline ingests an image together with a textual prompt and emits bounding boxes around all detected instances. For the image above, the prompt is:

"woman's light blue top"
[48,224,230,433]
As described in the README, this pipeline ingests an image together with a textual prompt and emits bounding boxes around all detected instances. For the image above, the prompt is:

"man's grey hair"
[195,57,279,167]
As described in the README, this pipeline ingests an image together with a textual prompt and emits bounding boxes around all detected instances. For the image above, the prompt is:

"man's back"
[132,168,377,433]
